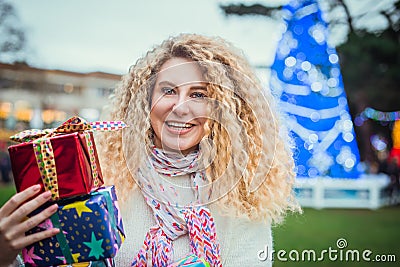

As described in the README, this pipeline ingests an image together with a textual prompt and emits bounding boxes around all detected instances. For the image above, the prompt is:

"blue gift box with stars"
[22,186,125,267]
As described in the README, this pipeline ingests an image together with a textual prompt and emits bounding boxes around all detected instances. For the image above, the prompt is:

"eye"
[161,87,176,95]
[191,91,207,98]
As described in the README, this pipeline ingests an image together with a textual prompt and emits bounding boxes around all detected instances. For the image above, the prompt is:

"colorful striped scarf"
[131,147,222,267]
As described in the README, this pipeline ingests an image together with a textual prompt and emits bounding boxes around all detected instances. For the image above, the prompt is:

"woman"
[97,33,300,266]
[0,33,299,267]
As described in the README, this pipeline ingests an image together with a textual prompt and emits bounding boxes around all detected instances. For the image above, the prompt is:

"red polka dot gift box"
[8,116,126,200]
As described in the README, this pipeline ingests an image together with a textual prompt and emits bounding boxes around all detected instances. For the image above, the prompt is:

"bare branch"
[0,0,27,61]
[219,3,281,17]
[336,0,355,33]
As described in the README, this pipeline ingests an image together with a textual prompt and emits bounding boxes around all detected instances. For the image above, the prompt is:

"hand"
[0,184,59,266]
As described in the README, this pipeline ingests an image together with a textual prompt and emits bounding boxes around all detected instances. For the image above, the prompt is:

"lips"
[166,121,195,130]
[165,121,195,134]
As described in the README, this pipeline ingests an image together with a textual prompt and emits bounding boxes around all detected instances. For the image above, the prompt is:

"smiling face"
[150,57,209,154]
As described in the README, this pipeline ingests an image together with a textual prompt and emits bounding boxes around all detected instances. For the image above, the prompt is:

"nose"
[172,94,190,116]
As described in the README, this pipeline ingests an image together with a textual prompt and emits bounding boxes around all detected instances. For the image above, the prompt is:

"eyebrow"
[190,86,207,91]
[157,81,207,91]
[158,81,176,87]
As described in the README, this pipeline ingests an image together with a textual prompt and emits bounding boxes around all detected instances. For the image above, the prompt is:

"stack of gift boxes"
[8,117,126,267]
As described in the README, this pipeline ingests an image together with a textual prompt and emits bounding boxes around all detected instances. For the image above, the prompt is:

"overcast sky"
[11,0,286,74]
[11,0,394,75]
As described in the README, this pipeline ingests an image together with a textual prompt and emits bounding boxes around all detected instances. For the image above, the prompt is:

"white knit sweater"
[114,174,273,267]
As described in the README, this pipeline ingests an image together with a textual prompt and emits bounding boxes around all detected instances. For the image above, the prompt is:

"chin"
[163,142,198,154]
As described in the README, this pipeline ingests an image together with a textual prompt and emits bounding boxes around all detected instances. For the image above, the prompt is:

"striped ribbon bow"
[10,116,127,143]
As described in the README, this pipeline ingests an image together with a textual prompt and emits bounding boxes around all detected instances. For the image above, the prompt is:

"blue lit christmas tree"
[270,0,361,178]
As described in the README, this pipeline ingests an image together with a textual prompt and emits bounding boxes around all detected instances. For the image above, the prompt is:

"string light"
[355,107,400,126]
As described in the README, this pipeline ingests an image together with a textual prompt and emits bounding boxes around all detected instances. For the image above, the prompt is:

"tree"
[0,0,26,63]
[269,0,362,178]
[220,0,400,162]
[220,0,400,43]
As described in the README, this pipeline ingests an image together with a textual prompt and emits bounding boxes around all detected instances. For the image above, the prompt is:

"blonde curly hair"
[96,33,300,224]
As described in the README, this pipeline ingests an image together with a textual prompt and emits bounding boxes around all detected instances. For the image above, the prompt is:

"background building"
[0,62,121,137]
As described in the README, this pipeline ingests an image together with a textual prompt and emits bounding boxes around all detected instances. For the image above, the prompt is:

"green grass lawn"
[1,184,399,266]
[0,184,16,207]
[273,207,400,267]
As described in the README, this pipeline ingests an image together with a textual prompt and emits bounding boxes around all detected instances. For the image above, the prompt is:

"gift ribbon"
[100,186,125,245]
[10,116,127,143]
[168,254,210,267]
[10,116,127,200]
[33,139,59,200]
[84,131,101,187]
[92,188,121,245]
[50,211,74,264]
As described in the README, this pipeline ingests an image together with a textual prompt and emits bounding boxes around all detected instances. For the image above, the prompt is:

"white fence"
[294,174,394,209]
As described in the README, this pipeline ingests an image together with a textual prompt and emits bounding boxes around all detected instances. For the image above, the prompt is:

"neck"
[152,143,199,156]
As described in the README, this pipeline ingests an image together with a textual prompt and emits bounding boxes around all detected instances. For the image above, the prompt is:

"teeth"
[167,122,193,128]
